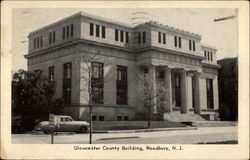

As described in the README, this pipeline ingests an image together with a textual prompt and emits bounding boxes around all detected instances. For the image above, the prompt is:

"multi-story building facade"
[25,12,220,121]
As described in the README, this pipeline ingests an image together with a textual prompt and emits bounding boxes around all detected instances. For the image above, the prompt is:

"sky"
[11,8,238,71]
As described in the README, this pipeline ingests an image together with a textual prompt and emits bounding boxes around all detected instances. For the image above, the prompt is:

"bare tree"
[135,67,167,128]
[79,43,114,144]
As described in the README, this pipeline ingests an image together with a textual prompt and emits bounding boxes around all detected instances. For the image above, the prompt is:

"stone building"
[25,12,220,121]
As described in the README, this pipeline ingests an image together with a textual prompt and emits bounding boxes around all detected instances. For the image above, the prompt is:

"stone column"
[148,65,157,113]
[164,66,172,112]
[194,72,201,114]
[180,70,188,114]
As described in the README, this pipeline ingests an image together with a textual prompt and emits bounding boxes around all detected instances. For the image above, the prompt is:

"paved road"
[12,126,237,144]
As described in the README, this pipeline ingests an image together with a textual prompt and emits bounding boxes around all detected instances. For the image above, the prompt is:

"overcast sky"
[12,8,237,71]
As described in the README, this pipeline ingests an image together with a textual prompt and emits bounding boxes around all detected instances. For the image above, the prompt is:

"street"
[12,126,237,144]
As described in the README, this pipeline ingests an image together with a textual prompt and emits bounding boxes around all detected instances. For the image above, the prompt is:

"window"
[207,52,210,61]
[66,26,69,38]
[63,62,72,104]
[206,79,214,109]
[98,116,104,121]
[34,38,36,49]
[115,29,119,41]
[96,24,100,37]
[189,40,192,50]
[117,116,122,121]
[120,30,124,42]
[204,51,207,59]
[158,32,161,43]
[193,41,195,51]
[175,73,181,107]
[163,33,166,44]
[40,36,43,47]
[174,36,177,47]
[178,37,181,48]
[70,24,73,37]
[91,62,104,104]
[138,32,141,43]
[90,23,94,36]
[116,65,127,105]
[125,32,129,43]
[211,52,213,61]
[49,32,52,44]
[62,27,65,39]
[102,26,105,38]
[37,37,39,48]
[92,115,97,121]
[48,66,54,82]
[142,31,146,43]
[123,116,129,121]
[53,31,56,43]
[159,71,165,80]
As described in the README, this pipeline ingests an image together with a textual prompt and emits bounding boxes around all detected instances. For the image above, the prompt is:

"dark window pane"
[208,52,210,60]
[206,79,214,109]
[102,26,105,38]
[62,27,65,39]
[125,32,129,43]
[120,30,124,42]
[71,24,73,37]
[37,37,39,48]
[142,31,146,43]
[159,71,164,79]
[115,29,119,41]
[116,65,127,105]
[66,26,69,38]
[53,31,56,43]
[189,40,192,50]
[90,23,94,36]
[211,52,213,61]
[63,62,72,104]
[96,24,100,37]
[193,40,195,51]
[158,32,161,43]
[117,116,122,121]
[174,36,177,47]
[138,32,141,43]
[204,51,206,59]
[124,116,128,121]
[40,36,43,47]
[178,37,181,48]
[163,33,166,44]
[34,38,36,48]
[92,116,97,121]
[99,116,104,121]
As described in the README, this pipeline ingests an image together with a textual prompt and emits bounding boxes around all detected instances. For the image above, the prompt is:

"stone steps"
[163,112,207,122]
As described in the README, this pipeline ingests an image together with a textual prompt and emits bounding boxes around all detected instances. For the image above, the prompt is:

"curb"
[93,127,198,134]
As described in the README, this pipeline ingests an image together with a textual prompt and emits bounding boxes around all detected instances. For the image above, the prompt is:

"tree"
[136,67,167,128]
[80,44,114,144]
[12,69,55,130]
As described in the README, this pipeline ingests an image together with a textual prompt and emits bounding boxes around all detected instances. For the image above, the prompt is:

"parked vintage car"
[34,115,90,134]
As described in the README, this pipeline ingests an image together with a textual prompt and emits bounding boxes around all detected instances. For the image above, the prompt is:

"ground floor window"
[116,65,128,105]
[206,78,214,109]
[175,73,181,107]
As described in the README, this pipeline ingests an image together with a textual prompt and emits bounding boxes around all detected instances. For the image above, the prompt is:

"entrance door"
[206,79,214,109]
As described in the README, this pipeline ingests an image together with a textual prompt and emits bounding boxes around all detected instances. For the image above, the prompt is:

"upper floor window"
[40,36,43,47]
[70,24,74,37]
[207,51,210,61]
[90,23,94,36]
[52,31,56,43]
[115,29,119,41]
[174,36,177,47]
[193,41,195,51]
[34,38,36,49]
[142,31,146,43]
[36,37,39,48]
[120,30,124,42]
[138,32,141,44]
[204,51,206,58]
[125,32,129,43]
[66,26,69,38]
[96,24,100,37]
[211,52,213,61]
[49,32,52,44]
[102,26,105,38]
[48,66,54,82]
[178,37,182,48]
[63,62,72,79]
[158,32,161,43]
[163,33,166,44]
[62,27,65,39]
[189,40,192,50]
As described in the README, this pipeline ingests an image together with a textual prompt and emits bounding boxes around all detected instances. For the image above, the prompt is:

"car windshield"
[65,117,72,121]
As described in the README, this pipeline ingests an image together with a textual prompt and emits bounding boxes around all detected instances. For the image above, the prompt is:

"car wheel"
[80,126,87,133]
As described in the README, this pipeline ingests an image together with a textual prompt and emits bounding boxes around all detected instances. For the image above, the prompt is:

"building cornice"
[202,62,221,69]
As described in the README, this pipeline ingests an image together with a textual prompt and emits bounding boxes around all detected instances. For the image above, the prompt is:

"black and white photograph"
[1,1,249,159]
